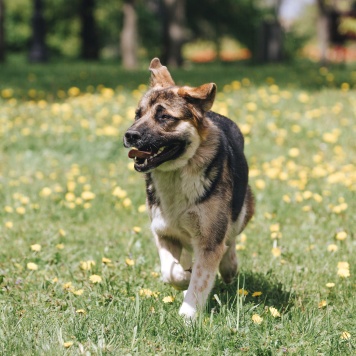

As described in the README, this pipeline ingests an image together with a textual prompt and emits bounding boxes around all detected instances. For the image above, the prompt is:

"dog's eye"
[135,109,142,121]
[157,114,176,122]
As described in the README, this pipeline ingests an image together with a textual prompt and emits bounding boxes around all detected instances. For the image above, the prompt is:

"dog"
[123,58,254,319]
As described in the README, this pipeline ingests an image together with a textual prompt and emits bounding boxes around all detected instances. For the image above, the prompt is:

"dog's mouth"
[128,143,185,172]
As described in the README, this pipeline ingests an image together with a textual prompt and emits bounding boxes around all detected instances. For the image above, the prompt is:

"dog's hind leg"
[219,238,238,284]
[154,234,191,290]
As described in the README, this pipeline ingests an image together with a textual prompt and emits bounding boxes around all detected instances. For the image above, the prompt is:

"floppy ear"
[149,58,175,89]
[177,83,217,112]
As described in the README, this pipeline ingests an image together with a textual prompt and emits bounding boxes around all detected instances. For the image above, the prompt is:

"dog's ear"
[149,58,175,89]
[177,83,217,112]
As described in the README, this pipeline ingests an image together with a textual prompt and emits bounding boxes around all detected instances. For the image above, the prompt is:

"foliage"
[0,60,355,353]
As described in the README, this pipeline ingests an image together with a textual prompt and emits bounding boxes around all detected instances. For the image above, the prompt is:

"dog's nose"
[124,130,141,142]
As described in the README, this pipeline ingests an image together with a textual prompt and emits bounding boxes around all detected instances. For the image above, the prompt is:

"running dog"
[123,58,254,318]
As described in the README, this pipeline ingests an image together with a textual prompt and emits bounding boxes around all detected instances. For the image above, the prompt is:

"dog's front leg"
[154,234,191,290]
[179,243,225,319]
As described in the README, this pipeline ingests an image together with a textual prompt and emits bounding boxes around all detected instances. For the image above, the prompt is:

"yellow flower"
[56,243,65,250]
[63,341,74,348]
[235,244,246,251]
[27,262,38,271]
[271,247,281,257]
[30,244,41,252]
[327,244,338,252]
[122,198,132,207]
[72,289,84,296]
[252,314,263,324]
[252,291,262,297]
[80,260,96,270]
[337,262,349,270]
[102,257,112,264]
[63,282,72,290]
[39,187,52,197]
[269,307,281,317]
[132,226,141,233]
[238,288,248,296]
[89,274,102,284]
[16,206,26,215]
[335,231,347,241]
[81,191,96,201]
[59,229,66,236]
[255,179,266,190]
[5,221,13,229]
[162,296,175,303]
[269,223,280,232]
[288,148,300,157]
[151,271,159,278]
[340,331,351,340]
[325,283,335,288]
[76,309,86,314]
[337,268,350,278]
[125,258,135,266]
[138,204,146,213]
[4,206,13,213]
[65,192,76,202]
[112,186,127,199]
[318,300,327,309]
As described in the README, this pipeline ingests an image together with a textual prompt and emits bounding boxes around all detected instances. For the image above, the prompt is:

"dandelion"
[236,244,246,251]
[80,260,96,270]
[318,300,327,309]
[73,289,84,296]
[162,296,175,303]
[89,274,102,284]
[63,341,74,348]
[63,282,72,290]
[56,243,65,250]
[138,204,146,213]
[252,314,263,324]
[269,307,281,317]
[340,331,351,340]
[102,257,112,264]
[255,179,266,190]
[252,291,262,297]
[65,192,76,202]
[151,271,159,278]
[81,191,96,200]
[238,288,248,296]
[338,268,350,278]
[122,198,132,207]
[271,247,281,257]
[30,244,41,252]
[112,186,127,199]
[39,187,52,197]
[125,258,135,266]
[327,244,338,252]
[132,226,141,233]
[76,309,86,314]
[27,262,38,271]
[288,148,300,157]
[335,231,347,241]
[59,229,66,236]
[326,283,335,288]
[5,221,13,229]
[16,206,26,215]
[4,206,13,213]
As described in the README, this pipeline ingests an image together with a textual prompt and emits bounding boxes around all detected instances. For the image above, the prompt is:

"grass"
[0,58,355,354]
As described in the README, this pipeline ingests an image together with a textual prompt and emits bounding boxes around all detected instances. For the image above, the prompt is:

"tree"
[161,0,186,67]
[80,0,99,60]
[121,0,138,69]
[29,0,48,62]
[0,0,5,62]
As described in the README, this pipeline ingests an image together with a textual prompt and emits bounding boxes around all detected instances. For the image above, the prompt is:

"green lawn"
[0,59,355,355]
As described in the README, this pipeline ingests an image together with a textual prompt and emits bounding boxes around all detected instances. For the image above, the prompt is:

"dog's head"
[123,58,216,173]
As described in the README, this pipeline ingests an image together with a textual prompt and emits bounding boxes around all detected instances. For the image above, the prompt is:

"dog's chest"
[150,169,205,242]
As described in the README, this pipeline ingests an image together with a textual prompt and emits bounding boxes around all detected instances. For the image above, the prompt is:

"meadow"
[0,59,355,355]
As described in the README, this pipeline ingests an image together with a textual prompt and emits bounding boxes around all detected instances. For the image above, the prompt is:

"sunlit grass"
[0,60,355,354]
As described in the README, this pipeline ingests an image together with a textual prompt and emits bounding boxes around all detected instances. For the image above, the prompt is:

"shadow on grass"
[208,270,294,313]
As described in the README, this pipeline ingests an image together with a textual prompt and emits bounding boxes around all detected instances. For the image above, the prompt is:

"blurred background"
[1,0,356,68]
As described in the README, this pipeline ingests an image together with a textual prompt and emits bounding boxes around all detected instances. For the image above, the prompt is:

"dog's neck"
[151,120,220,206]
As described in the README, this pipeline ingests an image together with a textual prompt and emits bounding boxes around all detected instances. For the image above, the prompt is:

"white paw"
[162,263,191,290]
[179,302,196,319]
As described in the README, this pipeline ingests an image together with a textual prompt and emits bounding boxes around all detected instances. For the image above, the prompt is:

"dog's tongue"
[128,149,152,159]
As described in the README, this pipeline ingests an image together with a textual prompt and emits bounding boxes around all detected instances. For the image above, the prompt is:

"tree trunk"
[162,0,186,68]
[29,0,48,62]
[120,0,138,69]
[316,0,329,65]
[0,0,4,62]
[80,0,99,60]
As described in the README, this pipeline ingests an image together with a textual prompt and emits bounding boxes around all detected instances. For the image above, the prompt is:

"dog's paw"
[163,263,191,290]
[179,302,196,319]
